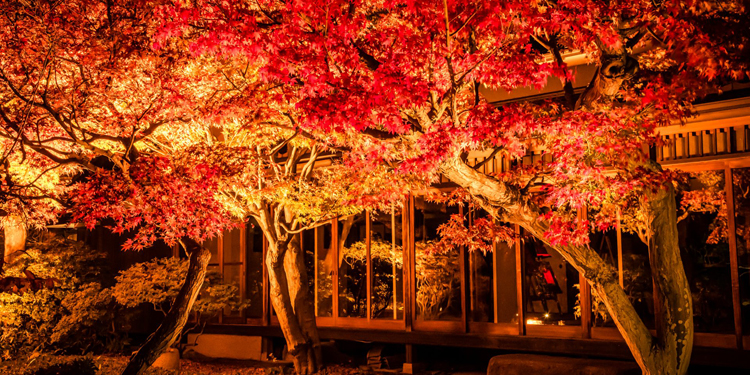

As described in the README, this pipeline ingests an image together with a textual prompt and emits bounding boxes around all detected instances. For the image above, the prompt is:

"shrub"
[0,235,127,359]
[0,355,97,375]
[112,257,246,347]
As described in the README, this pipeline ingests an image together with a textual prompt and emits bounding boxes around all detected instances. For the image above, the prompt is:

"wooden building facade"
[192,95,750,368]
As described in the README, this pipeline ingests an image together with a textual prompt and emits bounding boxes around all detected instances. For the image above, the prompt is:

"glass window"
[301,229,316,301]
[371,208,404,320]
[205,236,219,265]
[338,213,368,318]
[589,220,655,329]
[494,239,518,324]
[245,219,264,319]
[223,228,241,263]
[588,224,618,327]
[315,223,334,317]
[523,237,580,326]
[678,170,734,333]
[621,231,656,329]
[469,209,494,322]
[732,168,750,334]
[414,197,462,321]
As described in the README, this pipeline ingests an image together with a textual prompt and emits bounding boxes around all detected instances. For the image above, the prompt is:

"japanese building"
[78,54,750,371]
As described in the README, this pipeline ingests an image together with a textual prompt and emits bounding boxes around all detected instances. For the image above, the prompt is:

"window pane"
[371,208,404,320]
[245,219,264,319]
[621,231,655,329]
[205,237,219,265]
[414,197,462,321]
[523,237,580,326]
[679,170,734,333]
[223,228,241,263]
[469,209,495,322]
[302,229,316,300]
[316,223,334,317]
[495,240,518,324]
[223,264,242,316]
[734,167,750,335]
[338,213,368,318]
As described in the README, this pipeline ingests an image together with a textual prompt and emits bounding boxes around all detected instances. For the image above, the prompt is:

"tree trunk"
[121,238,211,375]
[285,236,323,372]
[266,238,319,375]
[440,157,693,375]
[3,215,27,270]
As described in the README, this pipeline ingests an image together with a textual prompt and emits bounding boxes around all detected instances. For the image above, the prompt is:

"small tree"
[112,257,246,352]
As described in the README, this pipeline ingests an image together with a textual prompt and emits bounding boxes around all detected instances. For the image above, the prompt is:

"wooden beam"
[332,217,339,321]
[515,224,526,336]
[366,211,372,321]
[262,235,270,326]
[404,195,415,331]
[616,209,624,288]
[724,167,744,349]
[460,204,470,333]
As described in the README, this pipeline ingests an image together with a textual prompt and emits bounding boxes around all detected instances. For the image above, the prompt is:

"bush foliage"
[0,235,126,360]
[112,256,246,345]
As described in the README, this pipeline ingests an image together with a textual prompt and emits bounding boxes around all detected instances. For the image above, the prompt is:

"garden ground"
[0,354,365,375]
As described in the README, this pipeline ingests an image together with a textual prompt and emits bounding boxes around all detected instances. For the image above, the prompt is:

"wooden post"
[616,209,624,288]
[460,205,470,332]
[405,195,415,331]
[262,235,270,326]
[515,224,526,335]
[366,211,372,321]
[579,210,592,338]
[392,206,398,320]
[332,218,339,321]
[492,218,500,324]
[725,167,744,349]
[240,225,247,319]
[580,273,592,338]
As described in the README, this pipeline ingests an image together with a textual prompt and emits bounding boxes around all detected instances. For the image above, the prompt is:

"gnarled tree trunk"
[266,236,321,375]
[3,215,27,271]
[440,157,692,375]
[285,236,323,371]
[121,238,211,375]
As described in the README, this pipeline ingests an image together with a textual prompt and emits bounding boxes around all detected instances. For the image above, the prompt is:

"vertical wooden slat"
[580,274,592,339]
[218,232,225,324]
[460,205,470,333]
[725,167,744,349]
[332,218,339,321]
[240,224,247,319]
[617,209,624,288]
[579,210,591,339]
[314,226,320,316]
[411,196,418,329]
[492,220,500,324]
[262,235,269,326]
[392,205,398,320]
[366,211,372,321]
[403,196,414,331]
[515,224,526,336]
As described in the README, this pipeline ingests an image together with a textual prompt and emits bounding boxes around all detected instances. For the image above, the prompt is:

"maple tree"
[1,2,406,374]
[159,0,749,374]
[0,1,255,374]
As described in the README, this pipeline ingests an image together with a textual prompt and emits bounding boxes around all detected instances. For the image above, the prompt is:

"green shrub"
[0,235,127,359]
[112,257,246,347]
[0,355,97,375]
[27,356,98,375]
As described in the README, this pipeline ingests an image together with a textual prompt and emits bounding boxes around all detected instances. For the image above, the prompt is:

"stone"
[152,348,180,370]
